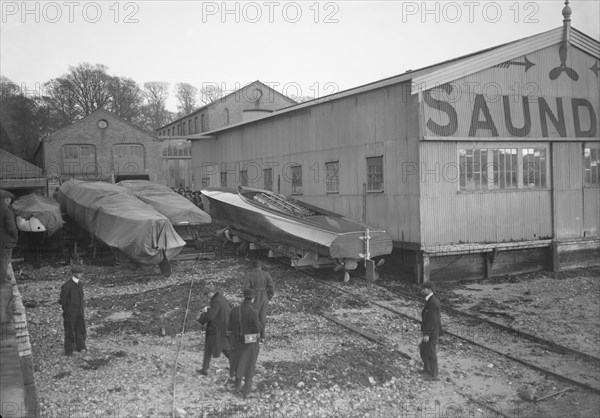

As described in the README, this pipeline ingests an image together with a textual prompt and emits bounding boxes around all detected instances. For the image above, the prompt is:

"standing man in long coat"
[59,264,87,355]
[419,282,441,381]
[0,189,18,284]
[244,260,274,342]
[197,284,230,376]
[228,288,261,398]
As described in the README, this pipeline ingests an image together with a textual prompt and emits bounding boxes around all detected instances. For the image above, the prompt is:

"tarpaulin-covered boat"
[201,186,392,277]
[12,194,64,235]
[57,180,185,274]
[117,180,211,240]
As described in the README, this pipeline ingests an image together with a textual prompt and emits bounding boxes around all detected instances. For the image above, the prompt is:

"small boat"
[201,186,392,276]
[12,194,64,235]
[117,180,211,240]
[57,180,185,275]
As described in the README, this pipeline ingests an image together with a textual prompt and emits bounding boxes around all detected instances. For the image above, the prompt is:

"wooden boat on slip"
[117,180,211,240]
[57,180,185,275]
[201,186,392,277]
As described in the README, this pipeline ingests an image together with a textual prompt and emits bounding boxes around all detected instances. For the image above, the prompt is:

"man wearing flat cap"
[419,282,441,381]
[59,264,87,355]
[197,284,231,376]
[244,260,275,343]
[228,288,262,398]
[0,189,18,284]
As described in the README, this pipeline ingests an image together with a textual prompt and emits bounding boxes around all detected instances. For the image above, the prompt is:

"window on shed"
[113,144,144,175]
[522,148,547,188]
[194,117,198,133]
[62,144,97,177]
[492,148,518,189]
[326,161,339,193]
[459,149,487,191]
[201,114,206,132]
[291,165,302,194]
[584,147,599,185]
[188,120,192,135]
[366,156,383,192]
[220,172,227,187]
[224,108,230,125]
[202,177,210,188]
[240,170,248,187]
[263,168,273,191]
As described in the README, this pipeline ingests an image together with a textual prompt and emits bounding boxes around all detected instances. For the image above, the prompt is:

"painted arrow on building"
[494,56,535,72]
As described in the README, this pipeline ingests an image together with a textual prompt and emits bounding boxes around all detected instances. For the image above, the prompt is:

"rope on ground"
[171,279,194,418]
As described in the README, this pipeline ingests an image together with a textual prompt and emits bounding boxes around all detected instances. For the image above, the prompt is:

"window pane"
[326,161,339,193]
[367,156,383,191]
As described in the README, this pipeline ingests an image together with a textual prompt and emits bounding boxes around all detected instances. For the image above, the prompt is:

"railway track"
[307,271,600,397]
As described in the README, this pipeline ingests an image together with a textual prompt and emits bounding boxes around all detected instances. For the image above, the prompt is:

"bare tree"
[108,76,144,122]
[142,81,172,131]
[175,82,198,116]
[199,84,223,104]
[43,63,112,123]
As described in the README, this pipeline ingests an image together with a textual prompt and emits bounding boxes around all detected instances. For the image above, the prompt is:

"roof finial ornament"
[562,0,572,25]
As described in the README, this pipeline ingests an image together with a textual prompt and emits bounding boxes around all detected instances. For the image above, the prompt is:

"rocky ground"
[13,255,600,417]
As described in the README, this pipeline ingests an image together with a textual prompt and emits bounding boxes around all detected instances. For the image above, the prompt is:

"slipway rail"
[316,275,600,396]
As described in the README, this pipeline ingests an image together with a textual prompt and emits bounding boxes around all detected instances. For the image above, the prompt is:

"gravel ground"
[14,258,600,417]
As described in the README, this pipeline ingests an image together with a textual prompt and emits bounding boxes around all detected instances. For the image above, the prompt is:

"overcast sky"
[1,0,599,111]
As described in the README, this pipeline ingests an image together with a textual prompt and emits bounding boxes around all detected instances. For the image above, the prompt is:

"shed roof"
[189,26,599,140]
[43,109,156,143]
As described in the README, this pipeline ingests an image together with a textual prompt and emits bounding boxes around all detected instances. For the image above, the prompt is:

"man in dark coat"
[244,260,274,342]
[197,284,231,376]
[419,282,442,381]
[59,264,87,355]
[0,189,18,284]
[228,288,261,398]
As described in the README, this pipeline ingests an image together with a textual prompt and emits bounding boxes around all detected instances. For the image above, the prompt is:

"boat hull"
[12,194,64,236]
[201,187,392,264]
[57,180,185,266]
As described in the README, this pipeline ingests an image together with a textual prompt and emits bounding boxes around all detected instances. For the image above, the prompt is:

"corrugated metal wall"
[192,83,423,244]
[553,142,584,238]
[419,142,553,246]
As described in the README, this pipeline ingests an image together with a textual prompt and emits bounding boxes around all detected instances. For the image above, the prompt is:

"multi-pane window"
[584,148,599,185]
[201,177,210,188]
[240,170,248,187]
[492,148,518,189]
[188,120,192,135]
[194,117,198,133]
[366,156,383,192]
[220,172,227,187]
[459,145,548,191]
[459,149,488,191]
[522,148,547,188]
[263,168,273,191]
[62,144,97,176]
[326,161,339,193]
[291,165,302,194]
[201,114,206,132]
[113,144,144,174]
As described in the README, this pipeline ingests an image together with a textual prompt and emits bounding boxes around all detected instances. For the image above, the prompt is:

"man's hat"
[243,288,257,299]
[0,189,14,201]
[202,284,216,295]
[420,282,434,291]
[71,264,84,274]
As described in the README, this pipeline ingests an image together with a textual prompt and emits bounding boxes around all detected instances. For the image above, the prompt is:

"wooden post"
[365,259,376,282]
[551,240,560,272]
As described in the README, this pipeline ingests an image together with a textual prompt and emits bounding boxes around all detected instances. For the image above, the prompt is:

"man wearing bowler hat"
[59,264,87,355]
[419,282,441,381]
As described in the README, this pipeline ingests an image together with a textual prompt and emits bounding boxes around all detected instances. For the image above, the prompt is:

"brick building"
[157,81,296,189]
[36,109,163,185]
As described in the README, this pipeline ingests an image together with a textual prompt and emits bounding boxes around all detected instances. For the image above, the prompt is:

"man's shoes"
[225,377,235,386]
[418,369,430,375]
[197,369,208,376]
[424,375,440,381]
